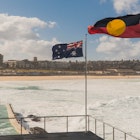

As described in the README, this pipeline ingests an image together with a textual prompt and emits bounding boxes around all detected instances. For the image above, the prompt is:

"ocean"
[0,78,140,138]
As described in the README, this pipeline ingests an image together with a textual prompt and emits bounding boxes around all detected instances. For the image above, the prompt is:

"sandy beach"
[0,75,140,81]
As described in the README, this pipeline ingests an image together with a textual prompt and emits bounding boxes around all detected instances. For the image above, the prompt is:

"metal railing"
[89,116,140,140]
[0,115,140,140]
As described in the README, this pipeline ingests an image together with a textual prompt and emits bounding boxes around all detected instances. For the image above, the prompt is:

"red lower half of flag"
[88,24,140,38]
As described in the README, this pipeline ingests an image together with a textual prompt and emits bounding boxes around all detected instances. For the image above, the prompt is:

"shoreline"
[6,104,29,134]
[0,75,140,81]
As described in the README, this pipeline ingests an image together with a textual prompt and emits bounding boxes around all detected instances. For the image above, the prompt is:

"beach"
[0,75,140,81]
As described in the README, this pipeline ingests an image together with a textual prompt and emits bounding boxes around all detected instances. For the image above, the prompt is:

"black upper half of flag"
[52,41,83,60]
[94,13,140,27]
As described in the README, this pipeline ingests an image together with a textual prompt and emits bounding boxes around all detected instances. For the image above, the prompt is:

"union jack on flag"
[67,41,83,50]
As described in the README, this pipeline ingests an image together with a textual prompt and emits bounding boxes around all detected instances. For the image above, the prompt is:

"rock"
[27,114,35,118]
[15,112,22,117]
[29,127,47,134]
[14,112,29,130]
[31,117,41,122]
[27,114,41,122]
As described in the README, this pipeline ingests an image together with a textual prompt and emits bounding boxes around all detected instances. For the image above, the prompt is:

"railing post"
[113,127,115,140]
[124,133,126,140]
[21,118,22,135]
[103,123,105,140]
[88,115,89,131]
[44,117,46,132]
[66,116,68,132]
[95,119,97,134]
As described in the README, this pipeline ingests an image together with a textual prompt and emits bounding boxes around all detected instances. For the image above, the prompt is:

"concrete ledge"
[0,131,104,140]
[6,104,29,134]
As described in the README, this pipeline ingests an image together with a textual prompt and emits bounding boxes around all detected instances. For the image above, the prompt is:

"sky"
[0,0,139,62]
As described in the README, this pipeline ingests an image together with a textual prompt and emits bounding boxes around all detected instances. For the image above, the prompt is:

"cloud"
[0,14,58,61]
[112,0,140,14]
[47,21,57,28]
[2,38,59,60]
[96,0,140,60]
[99,0,107,4]
[96,36,140,60]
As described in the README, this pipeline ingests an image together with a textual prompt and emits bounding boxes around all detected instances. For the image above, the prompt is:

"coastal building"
[0,54,3,68]
[4,60,17,68]
[1,53,140,75]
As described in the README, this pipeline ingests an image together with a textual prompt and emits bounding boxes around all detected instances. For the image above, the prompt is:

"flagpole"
[84,34,88,132]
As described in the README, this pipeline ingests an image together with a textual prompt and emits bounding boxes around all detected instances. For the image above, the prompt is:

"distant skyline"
[0,0,139,61]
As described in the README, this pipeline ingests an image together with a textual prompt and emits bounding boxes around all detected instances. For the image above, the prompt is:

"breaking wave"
[15,86,41,90]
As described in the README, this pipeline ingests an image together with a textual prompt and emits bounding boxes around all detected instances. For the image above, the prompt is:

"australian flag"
[52,40,83,60]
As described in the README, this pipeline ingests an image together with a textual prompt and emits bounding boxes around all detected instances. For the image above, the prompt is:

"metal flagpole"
[84,34,88,132]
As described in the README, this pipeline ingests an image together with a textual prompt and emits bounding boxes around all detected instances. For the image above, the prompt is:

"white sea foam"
[0,79,140,138]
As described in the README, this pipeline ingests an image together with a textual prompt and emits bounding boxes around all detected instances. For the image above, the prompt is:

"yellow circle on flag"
[107,19,126,36]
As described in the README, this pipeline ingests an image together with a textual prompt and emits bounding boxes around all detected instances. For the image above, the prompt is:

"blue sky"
[0,0,139,61]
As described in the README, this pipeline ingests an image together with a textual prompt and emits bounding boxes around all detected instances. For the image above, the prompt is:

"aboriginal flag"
[88,13,140,38]
[52,41,83,60]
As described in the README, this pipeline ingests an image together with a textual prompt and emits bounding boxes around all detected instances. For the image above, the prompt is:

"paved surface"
[0,131,104,140]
